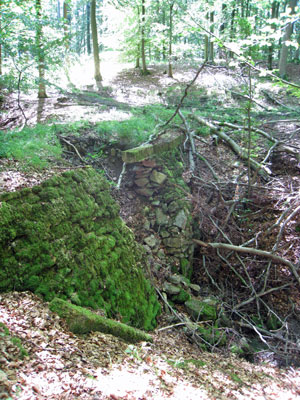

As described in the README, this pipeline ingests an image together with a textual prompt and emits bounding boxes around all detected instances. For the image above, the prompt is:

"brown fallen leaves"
[1,291,300,400]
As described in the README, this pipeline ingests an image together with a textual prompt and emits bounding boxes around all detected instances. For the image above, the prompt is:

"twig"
[117,162,126,189]
[192,115,271,178]
[58,136,86,164]
[193,239,300,287]
[162,62,207,127]
[178,110,195,173]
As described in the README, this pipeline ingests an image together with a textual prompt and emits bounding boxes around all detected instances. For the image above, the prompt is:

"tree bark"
[91,0,102,86]
[141,0,150,75]
[168,2,174,78]
[268,1,279,70]
[57,0,61,20]
[0,0,2,75]
[86,1,91,55]
[36,0,47,98]
[278,0,297,77]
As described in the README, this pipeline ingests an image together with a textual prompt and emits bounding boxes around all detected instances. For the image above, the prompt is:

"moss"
[171,289,191,304]
[50,298,153,343]
[0,168,160,331]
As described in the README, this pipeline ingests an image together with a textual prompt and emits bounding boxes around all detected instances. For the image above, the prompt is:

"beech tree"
[36,0,47,98]
[91,0,102,86]
[278,0,298,77]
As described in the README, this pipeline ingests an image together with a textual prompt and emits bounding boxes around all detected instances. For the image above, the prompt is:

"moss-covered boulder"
[185,299,217,321]
[0,168,160,330]
[50,298,153,342]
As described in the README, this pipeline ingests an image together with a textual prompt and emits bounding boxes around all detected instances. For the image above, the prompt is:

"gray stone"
[174,210,187,230]
[168,274,182,285]
[136,188,154,197]
[163,282,180,295]
[160,230,170,238]
[185,299,217,321]
[143,245,152,253]
[144,235,157,248]
[189,283,201,294]
[149,170,167,185]
[155,208,169,226]
[135,178,149,188]
[151,200,160,206]
[168,201,180,214]
[157,249,165,259]
[163,237,184,249]
[143,220,150,230]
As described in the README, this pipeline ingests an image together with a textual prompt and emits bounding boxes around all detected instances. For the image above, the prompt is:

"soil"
[1,59,300,398]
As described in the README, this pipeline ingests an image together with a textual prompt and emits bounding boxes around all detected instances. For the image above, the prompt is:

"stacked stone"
[131,159,194,277]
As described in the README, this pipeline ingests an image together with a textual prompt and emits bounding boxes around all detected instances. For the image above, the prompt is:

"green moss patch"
[50,298,153,342]
[0,168,160,330]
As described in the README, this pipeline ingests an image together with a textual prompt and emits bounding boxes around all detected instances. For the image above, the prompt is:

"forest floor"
[1,55,300,399]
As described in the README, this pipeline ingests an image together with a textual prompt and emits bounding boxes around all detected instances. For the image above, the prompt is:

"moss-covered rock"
[0,168,160,330]
[185,299,217,321]
[50,298,153,342]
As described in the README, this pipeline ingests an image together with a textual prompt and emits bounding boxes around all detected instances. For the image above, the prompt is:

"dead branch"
[213,120,300,161]
[193,239,300,287]
[162,62,207,127]
[178,109,195,173]
[58,136,86,164]
[191,115,271,178]
[230,90,269,110]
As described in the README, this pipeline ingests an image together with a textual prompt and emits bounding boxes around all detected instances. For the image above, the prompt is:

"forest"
[1,0,300,399]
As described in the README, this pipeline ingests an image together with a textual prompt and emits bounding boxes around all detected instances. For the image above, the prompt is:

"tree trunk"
[36,0,47,98]
[268,1,279,70]
[86,1,91,55]
[63,1,70,52]
[209,11,214,62]
[0,0,2,75]
[57,0,61,20]
[278,0,297,77]
[141,0,150,75]
[168,2,174,78]
[91,0,102,86]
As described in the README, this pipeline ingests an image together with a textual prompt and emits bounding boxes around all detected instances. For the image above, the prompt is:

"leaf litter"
[1,292,300,399]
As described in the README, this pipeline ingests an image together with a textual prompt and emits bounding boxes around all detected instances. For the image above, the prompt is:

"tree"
[36,0,47,98]
[86,1,91,55]
[278,0,298,77]
[91,0,102,86]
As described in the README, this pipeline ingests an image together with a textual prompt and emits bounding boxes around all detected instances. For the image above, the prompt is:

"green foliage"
[167,358,206,369]
[0,124,62,169]
[0,322,28,359]
[0,169,160,330]
[93,105,179,148]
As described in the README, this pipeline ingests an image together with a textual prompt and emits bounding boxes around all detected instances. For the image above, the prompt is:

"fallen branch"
[162,62,207,127]
[230,90,269,110]
[58,136,86,164]
[193,239,300,287]
[213,120,300,162]
[192,115,271,178]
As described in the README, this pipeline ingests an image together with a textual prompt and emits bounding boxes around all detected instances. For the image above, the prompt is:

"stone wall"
[0,168,160,331]
[127,157,194,278]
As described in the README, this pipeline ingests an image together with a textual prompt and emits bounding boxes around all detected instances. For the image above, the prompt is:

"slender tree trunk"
[63,1,70,52]
[141,0,150,75]
[135,6,141,68]
[278,0,297,77]
[268,1,279,70]
[162,8,166,61]
[86,1,91,55]
[36,0,47,98]
[0,0,2,75]
[91,0,102,86]
[229,4,237,58]
[57,0,61,20]
[168,2,174,78]
[209,11,214,62]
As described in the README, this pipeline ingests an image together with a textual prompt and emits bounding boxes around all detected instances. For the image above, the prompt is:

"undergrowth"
[0,124,62,169]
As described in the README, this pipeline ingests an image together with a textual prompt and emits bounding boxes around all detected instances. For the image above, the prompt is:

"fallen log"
[49,298,153,343]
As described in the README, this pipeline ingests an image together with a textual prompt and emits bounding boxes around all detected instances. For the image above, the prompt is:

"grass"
[0,124,62,169]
